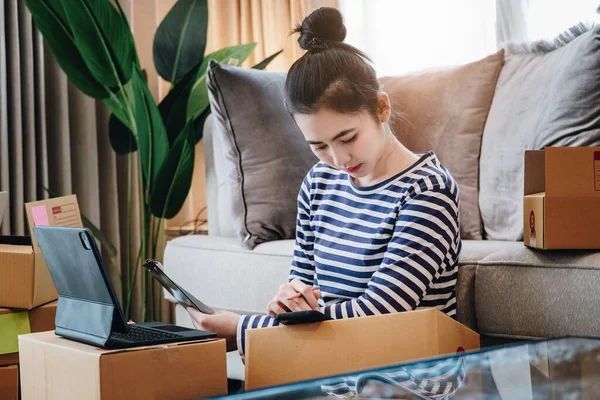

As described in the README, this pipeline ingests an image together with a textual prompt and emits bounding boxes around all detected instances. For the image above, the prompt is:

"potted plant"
[25,0,281,321]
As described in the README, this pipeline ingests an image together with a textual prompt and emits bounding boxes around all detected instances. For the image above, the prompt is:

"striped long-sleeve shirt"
[236,151,461,359]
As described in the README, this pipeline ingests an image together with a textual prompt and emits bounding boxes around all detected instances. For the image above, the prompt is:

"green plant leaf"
[132,68,169,190]
[24,0,109,98]
[104,94,130,128]
[186,43,257,120]
[252,49,284,70]
[158,61,203,146]
[60,0,134,89]
[153,0,208,84]
[105,79,137,155]
[192,107,211,144]
[149,122,195,219]
[108,113,137,154]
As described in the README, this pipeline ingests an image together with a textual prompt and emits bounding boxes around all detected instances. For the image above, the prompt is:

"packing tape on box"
[0,312,31,354]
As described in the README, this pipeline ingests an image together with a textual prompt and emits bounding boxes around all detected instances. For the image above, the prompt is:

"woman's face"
[294,96,391,180]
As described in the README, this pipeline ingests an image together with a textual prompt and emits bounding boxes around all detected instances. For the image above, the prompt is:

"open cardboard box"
[0,195,83,309]
[0,364,18,400]
[19,331,227,400]
[245,308,480,390]
[524,147,600,249]
[0,300,57,366]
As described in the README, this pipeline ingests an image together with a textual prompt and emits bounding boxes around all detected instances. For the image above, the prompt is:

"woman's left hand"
[187,308,240,352]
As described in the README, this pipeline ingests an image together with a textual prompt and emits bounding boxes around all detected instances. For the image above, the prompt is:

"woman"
[188,7,461,361]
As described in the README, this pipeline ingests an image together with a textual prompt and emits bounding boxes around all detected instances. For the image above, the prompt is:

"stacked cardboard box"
[0,302,58,399]
[7,196,228,399]
[524,147,600,249]
[0,196,80,398]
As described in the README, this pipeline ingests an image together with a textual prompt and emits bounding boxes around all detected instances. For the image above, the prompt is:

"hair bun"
[295,7,346,50]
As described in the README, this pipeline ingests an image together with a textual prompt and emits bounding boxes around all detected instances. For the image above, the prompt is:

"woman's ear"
[377,92,391,123]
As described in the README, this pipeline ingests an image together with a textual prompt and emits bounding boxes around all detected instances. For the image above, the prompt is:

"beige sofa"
[164,24,600,376]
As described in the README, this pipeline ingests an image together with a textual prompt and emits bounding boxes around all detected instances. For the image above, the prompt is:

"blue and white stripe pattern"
[237,151,461,360]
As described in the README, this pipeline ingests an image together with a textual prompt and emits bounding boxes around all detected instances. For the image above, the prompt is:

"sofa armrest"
[163,235,293,314]
[203,114,237,238]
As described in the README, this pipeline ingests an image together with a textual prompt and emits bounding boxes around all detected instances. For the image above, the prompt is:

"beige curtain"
[0,0,322,321]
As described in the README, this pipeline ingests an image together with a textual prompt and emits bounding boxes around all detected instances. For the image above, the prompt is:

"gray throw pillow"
[479,24,600,241]
[206,61,318,249]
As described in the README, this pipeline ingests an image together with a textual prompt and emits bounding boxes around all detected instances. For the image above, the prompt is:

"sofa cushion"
[206,61,318,249]
[479,24,600,241]
[164,234,519,332]
[379,50,505,240]
[476,247,600,338]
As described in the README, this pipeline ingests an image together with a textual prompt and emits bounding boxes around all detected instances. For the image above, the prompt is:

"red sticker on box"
[530,210,535,232]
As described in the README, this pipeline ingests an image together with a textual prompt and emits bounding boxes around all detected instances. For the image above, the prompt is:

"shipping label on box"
[524,147,600,250]
[0,195,82,309]
[245,308,479,390]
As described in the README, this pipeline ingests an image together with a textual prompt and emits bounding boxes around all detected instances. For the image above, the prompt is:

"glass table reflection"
[216,337,600,399]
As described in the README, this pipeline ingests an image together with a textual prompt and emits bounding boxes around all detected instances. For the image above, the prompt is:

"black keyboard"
[111,324,182,343]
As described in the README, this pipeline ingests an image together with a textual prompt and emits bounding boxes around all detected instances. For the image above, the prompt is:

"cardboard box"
[0,195,82,309]
[0,364,18,400]
[245,308,480,390]
[0,300,57,366]
[524,147,600,249]
[19,331,227,400]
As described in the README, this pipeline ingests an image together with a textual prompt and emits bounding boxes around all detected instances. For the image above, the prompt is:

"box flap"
[0,243,32,254]
[435,310,479,354]
[545,147,600,197]
[24,195,83,252]
[524,195,545,249]
[524,150,546,196]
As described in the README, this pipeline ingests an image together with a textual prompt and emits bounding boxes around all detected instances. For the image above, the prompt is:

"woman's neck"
[354,126,419,187]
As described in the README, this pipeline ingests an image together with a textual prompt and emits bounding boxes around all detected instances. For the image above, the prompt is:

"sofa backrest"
[203,54,505,243]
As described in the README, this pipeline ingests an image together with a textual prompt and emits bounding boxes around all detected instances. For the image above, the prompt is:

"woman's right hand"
[267,279,321,317]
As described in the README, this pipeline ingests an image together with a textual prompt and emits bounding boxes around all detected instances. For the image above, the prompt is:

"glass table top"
[217,336,600,399]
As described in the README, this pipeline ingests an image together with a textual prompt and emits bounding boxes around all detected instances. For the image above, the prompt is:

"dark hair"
[284,7,380,120]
